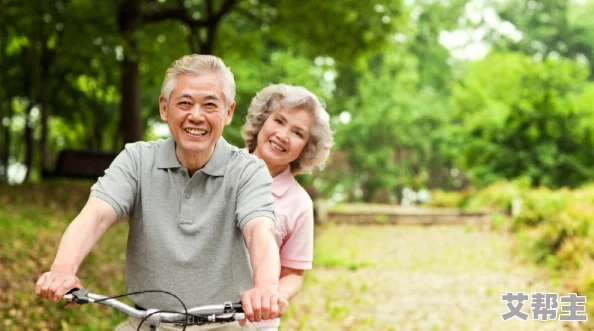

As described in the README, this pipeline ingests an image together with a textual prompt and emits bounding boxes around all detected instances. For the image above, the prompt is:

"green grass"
[1,181,129,330]
[1,182,588,330]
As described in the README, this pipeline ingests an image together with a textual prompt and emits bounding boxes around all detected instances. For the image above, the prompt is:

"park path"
[280,224,586,331]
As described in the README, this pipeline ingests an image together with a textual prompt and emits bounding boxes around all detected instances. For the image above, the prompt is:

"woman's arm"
[279,266,305,301]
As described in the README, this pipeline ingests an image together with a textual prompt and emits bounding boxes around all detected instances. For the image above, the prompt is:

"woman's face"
[253,107,315,173]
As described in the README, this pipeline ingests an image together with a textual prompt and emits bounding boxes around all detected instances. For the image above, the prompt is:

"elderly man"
[35,55,282,330]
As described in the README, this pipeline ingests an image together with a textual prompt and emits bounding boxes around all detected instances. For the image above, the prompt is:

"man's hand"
[35,271,82,306]
[239,286,284,325]
[34,197,116,307]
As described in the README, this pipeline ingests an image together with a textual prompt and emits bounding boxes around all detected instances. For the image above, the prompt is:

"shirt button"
[185,193,191,199]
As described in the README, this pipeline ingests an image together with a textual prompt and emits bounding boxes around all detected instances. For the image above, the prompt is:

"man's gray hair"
[161,54,235,109]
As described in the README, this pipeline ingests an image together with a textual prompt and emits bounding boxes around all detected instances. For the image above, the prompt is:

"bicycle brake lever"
[65,288,94,304]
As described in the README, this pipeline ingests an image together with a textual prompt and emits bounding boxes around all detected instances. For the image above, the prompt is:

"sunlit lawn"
[284,224,585,330]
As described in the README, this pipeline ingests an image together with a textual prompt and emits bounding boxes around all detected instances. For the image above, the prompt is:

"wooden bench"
[42,150,119,179]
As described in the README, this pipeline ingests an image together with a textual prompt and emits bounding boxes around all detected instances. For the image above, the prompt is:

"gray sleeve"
[90,145,139,219]
[236,158,276,230]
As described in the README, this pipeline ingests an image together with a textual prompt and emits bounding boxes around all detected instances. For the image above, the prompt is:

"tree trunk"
[39,0,61,171]
[118,0,143,144]
[40,44,51,171]
[188,0,237,54]
[23,104,34,182]
[202,23,217,54]
[120,55,142,144]
[1,118,9,181]
[93,110,104,150]
[202,0,217,54]
[189,22,218,54]
[22,40,36,182]
[188,29,203,54]
[0,19,6,181]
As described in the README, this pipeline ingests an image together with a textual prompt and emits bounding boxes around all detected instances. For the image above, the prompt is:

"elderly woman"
[242,84,334,330]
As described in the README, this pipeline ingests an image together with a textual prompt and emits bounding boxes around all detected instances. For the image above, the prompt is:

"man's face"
[159,73,235,158]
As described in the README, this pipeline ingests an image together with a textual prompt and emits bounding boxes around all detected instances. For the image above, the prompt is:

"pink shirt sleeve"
[279,205,314,270]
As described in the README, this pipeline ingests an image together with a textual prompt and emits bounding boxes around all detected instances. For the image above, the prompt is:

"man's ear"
[159,96,168,122]
[225,101,236,126]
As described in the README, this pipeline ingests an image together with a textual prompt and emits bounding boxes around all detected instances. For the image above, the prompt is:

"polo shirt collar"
[272,166,294,198]
[156,137,182,169]
[156,136,232,176]
[201,137,232,176]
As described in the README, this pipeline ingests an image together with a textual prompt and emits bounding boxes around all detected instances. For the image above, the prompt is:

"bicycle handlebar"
[63,289,245,325]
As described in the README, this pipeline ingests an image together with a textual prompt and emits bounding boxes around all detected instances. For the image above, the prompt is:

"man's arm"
[241,216,281,323]
[35,196,117,302]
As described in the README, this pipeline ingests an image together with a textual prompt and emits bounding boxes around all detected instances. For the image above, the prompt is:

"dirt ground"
[280,224,587,331]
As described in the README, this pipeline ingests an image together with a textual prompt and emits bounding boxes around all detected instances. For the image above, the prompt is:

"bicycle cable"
[91,290,189,331]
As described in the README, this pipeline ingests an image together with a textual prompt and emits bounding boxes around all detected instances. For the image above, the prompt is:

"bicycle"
[63,288,246,331]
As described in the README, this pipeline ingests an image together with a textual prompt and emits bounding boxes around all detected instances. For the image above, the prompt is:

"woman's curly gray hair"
[242,84,334,175]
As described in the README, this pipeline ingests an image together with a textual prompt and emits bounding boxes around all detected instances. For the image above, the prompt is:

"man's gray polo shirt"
[90,137,276,310]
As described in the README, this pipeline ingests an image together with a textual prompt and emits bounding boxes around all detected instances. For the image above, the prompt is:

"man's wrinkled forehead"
[174,92,221,102]
[170,74,225,100]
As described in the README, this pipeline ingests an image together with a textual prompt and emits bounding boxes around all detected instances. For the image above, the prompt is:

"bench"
[42,150,119,179]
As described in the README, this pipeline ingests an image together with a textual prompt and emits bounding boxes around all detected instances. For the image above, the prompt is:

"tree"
[1,0,407,183]
[325,0,467,202]
[451,52,594,187]
[491,0,594,78]
[0,0,68,180]
[117,0,404,143]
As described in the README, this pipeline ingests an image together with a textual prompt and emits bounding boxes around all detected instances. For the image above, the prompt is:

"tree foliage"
[0,0,404,182]
[451,52,594,187]
[3,0,594,203]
